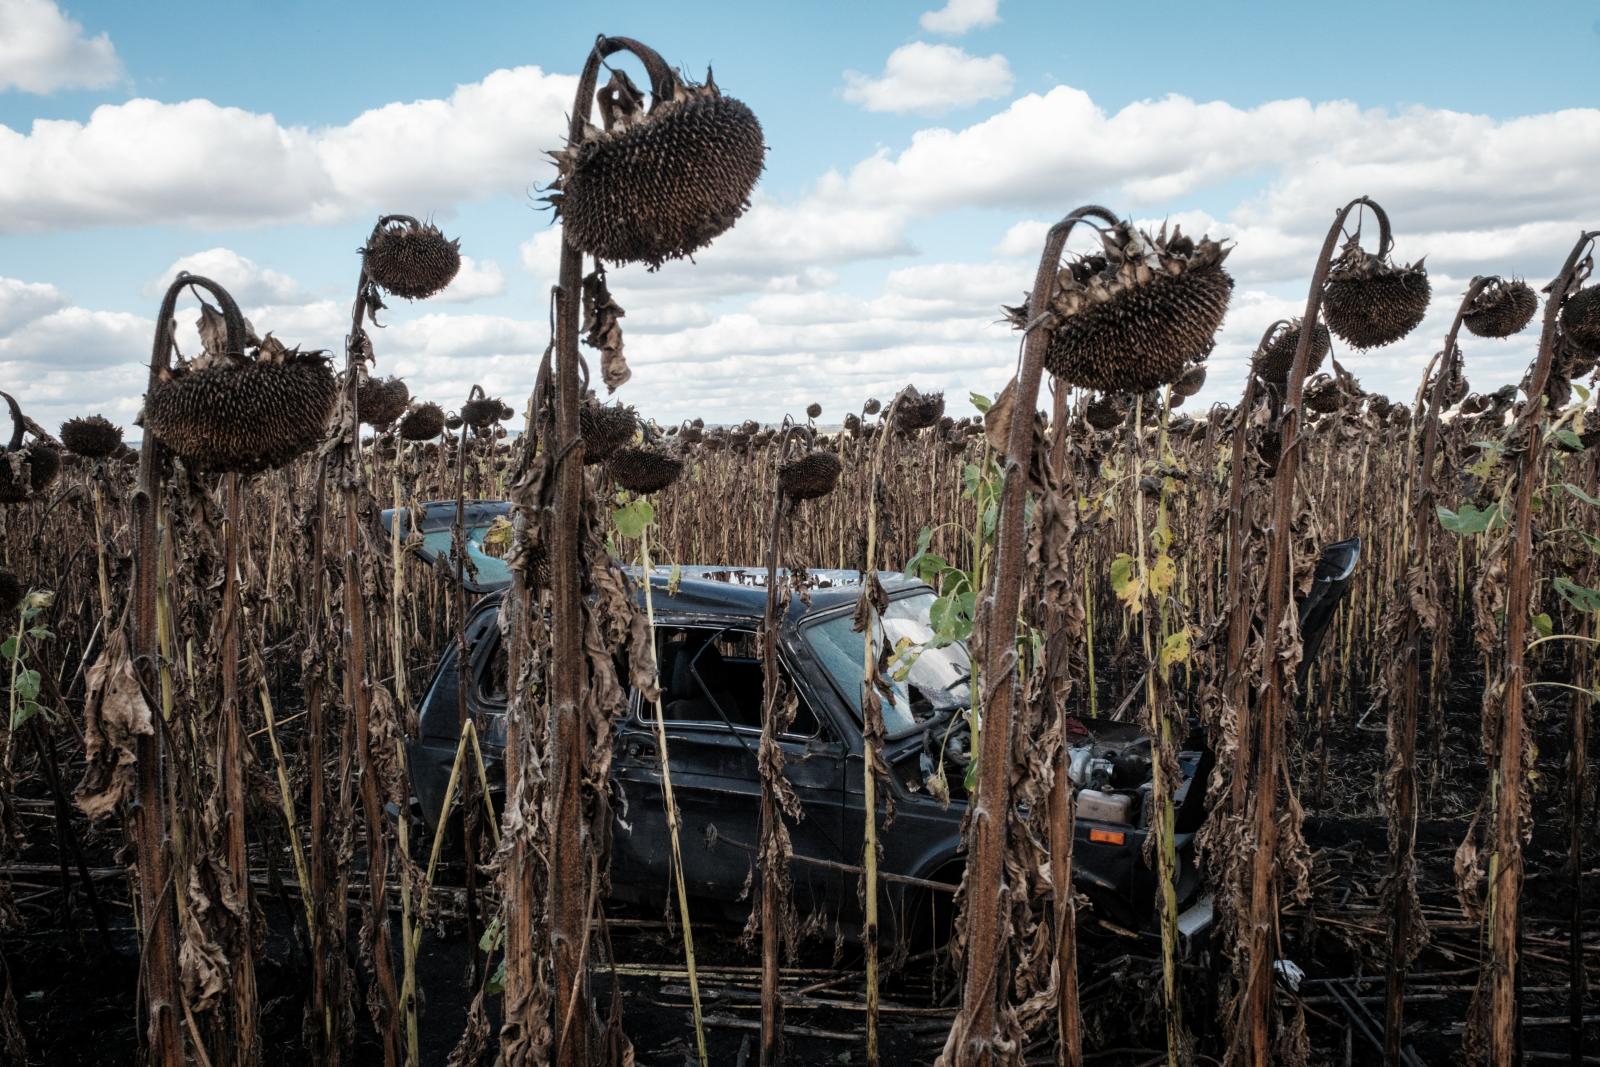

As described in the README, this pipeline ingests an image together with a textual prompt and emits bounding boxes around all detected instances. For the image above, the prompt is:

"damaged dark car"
[393,501,1359,946]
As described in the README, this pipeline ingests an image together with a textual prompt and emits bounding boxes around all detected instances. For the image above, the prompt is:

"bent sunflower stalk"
[753,419,812,1066]
[342,246,404,1067]
[130,274,256,1067]
[1240,196,1404,1066]
[1381,274,1519,1064]
[516,34,765,1065]
[940,205,1118,1067]
[1477,229,1598,1067]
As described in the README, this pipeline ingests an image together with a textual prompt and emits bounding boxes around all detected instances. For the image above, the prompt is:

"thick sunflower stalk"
[943,205,1234,1066]
[750,421,829,1066]
[939,206,1112,1067]
[1236,197,1418,1066]
[855,397,900,1067]
[1457,230,1597,1066]
[504,36,764,1065]
[1037,386,1090,1066]
[1374,274,1536,1062]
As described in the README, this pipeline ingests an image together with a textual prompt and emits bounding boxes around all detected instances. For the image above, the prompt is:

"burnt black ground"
[7,650,1597,1066]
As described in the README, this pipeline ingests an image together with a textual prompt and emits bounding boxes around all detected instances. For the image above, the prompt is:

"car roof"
[384,499,930,617]
[625,566,927,623]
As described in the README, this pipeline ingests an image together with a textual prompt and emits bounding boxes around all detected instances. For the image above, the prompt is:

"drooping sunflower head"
[548,55,765,269]
[1462,277,1538,339]
[363,216,461,300]
[1321,229,1430,349]
[777,450,842,502]
[1008,220,1233,393]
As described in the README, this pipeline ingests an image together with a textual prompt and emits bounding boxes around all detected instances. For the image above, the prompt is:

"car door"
[610,621,849,915]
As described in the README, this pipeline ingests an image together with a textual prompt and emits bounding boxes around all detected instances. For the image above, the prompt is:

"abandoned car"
[390,501,1360,943]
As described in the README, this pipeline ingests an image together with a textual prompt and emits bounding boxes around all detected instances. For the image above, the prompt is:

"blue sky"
[2,0,1598,432]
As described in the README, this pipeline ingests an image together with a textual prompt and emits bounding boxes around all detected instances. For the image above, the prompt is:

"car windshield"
[803,591,971,734]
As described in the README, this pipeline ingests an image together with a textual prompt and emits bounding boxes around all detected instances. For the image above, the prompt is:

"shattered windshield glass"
[804,591,972,735]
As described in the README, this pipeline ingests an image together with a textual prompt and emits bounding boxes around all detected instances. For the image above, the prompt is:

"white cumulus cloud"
[0,276,66,334]
[843,42,1013,115]
[0,65,574,232]
[433,256,506,304]
[0,305,148,369]
[0,0,121,94]
[144,248,305,305]
[919,0,1000,35]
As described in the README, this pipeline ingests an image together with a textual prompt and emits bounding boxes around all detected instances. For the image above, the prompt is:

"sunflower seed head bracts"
[548,61,765,270]
[1322,235,1430,349]
[144,336,336,474]
[363,217,461,300]
[1007,221,1234,393]
[1462,277,1538,339]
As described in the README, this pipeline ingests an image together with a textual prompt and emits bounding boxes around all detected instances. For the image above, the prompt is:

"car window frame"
[798,586,963,742]
[634,621,828,744]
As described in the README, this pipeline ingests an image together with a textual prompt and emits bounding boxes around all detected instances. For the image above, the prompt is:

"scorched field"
[0,24,1597,1067]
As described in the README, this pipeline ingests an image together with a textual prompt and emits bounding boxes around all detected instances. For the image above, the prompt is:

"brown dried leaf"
[74,631,155,820]
[582,269,630,392]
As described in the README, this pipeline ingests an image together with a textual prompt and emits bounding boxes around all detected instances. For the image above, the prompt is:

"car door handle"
[623,738,657,763]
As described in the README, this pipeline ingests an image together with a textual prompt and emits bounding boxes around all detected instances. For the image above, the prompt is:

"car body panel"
[401,501,1360,944]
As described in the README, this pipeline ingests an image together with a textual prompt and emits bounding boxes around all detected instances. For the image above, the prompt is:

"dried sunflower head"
[60,415,124,459]
[581,399,639,464]
[778,450,841,501]
[805,402,823,420]
[145,334,336,474]
[896,387,945,431]
[398,402,446,442]
[460,386,508,430]
[1169,415,1201,440]
[1254,319,1331,384]
[548,55,765,269]
[1462,278,1538,339]
[1321,232,1430,349]
[607,443,683,494]
[1084,393,1128,431]
[25,444,59,491]
[1008,221,1233,393]
[357,375,411,428]
[1561,284,1600,358]
[1171,363,1207,399]
[364,216,461,300]
[1304,374,1344,414]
